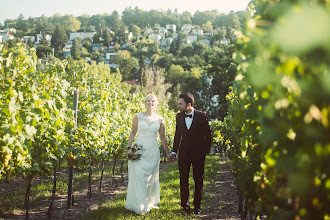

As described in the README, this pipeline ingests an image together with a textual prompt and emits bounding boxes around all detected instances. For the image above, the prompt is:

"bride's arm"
[159,119,170,160]
[127,115,138,146]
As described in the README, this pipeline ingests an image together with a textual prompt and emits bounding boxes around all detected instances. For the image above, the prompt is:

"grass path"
[84,155,231,220]
[0,155,239,219]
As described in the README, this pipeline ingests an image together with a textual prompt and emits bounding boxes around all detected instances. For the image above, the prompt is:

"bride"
[125,94,171,215]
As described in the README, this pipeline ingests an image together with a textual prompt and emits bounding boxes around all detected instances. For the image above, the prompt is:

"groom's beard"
[180,107,187,113]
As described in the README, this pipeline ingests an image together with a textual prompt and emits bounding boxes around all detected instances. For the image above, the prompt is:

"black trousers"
[178,155,205,209]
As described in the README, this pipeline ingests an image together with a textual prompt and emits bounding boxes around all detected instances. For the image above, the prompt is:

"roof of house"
[124,79,138,85]
[125,41,135,45]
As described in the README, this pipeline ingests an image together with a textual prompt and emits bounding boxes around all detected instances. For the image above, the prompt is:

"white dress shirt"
[185,110,194,130]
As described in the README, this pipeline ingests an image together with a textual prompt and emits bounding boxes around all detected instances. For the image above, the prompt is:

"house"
[23,36,35,44]
[63,41,73,57]
[158,27,167,38]
[109,64,120,68]
[192,29,203,36]
[91,43,102,51]
[103,52,120,67]
[172,33,178,39]
[186,33,198,44]
[148,33,161,44]
[124,79,138,85]
[69,32,95,41]
[127,32,133,40]
[3,28,16,33]
[122,41,135,49]
[144,57,151,66]
[144,27,154,35]
[2,33,15,42]
[200,39,210,47]
[204,31,213,37]
[166,24,176,32]
[159,38,173,49]
[36,33,52,43]
[34,33,52,48]
[0,35,3,42]
[108,41,116,49]
[181,25,192,34]
[105,52,119,61]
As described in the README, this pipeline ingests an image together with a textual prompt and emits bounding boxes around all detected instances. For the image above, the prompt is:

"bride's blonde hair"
[145,94,159,106]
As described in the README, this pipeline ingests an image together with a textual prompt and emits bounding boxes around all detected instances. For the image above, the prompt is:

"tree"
[113,50,139,80]
[169,32,186,55]
[138,67,171,102]
[77,14,91,31]
[115,25,128,45]
[36,45,53,58]
[91,50,102,61]
[36,15,54,35]
[93,32,101,43]
[40,34,51,47]
[169,83,181,110]
[226,11,241,29]
[61,15,81,32]
[103,29,113,46]
[122,7,149,28]
[5,38,22,48]
[51,24,68,51]
[179,12,193,26]
[167,64,185,85]
[16,14,28,32]
[201,21,213,32]
[155,54,174,71]
[191,10,218,26]
[27,38,34,48]
[129,24,141,37]
[89,15,106,33]
[213,13,228,29]
[106,11,122,33]
[71,38,82,60]
[179,44,194,57]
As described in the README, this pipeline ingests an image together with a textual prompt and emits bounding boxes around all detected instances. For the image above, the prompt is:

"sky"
[0,0,250,24]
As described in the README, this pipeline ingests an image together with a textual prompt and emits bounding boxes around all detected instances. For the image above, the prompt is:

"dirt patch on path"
[202,156,240,220]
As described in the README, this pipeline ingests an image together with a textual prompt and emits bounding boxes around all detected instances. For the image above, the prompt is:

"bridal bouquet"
[126,144,143,160]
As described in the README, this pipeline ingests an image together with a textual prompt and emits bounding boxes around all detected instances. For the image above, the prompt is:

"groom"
[171,93,211,215]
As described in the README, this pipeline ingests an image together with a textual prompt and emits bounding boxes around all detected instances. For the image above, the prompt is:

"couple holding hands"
[125,92,211,215]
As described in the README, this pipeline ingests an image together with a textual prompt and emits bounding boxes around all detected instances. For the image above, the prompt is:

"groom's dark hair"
[179,93,194,106]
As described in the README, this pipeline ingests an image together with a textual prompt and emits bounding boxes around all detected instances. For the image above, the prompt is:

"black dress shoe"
[182,206,191,214]
[194,208,202,215]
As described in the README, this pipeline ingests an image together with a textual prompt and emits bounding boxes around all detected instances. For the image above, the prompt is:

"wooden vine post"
[68,88,79,209]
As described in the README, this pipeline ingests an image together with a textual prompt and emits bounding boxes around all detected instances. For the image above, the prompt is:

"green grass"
[0,162,125,216]
[0,156,224,219]
[84,155,223,220]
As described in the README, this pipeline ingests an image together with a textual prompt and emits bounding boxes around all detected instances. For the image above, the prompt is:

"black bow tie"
[184,114,192,118]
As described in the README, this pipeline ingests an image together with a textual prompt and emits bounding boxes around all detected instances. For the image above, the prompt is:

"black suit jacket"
[172,110,211,158]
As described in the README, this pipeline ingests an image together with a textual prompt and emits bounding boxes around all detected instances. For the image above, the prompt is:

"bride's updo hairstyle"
[145,94,159,107]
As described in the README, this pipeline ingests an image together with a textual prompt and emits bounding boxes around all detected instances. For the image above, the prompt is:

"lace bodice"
[135,112,163,140]
[136,112,162,125]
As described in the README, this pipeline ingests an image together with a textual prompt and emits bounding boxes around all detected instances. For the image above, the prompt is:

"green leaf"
[25,124,37,137]
[272,4,330,54]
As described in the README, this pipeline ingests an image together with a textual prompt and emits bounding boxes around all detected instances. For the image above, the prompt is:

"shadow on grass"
[85,155,223,220]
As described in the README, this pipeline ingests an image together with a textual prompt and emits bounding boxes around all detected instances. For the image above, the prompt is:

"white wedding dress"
[125,112,162,215]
